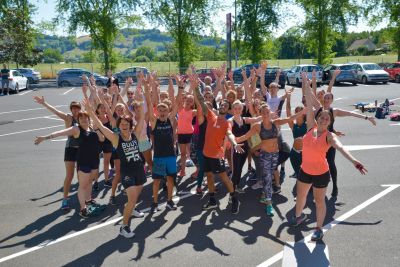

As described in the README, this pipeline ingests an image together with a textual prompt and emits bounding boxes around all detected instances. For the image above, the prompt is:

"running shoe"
[196,187,203,196]
[151,203,161,213]
[259,194,269,204]
[202,199,217,210]
[109,196,117,206]
[231,198,240,214]
[92,181,99,191]
[166,200,177,210]
[289,213,307,227]
[311,227,324,241]
[251,181,263,190]
[272,185,281,194]
[185,159,195,167]
[235,187,245,194]
[104,179,112,188]
[79,208,91,219]
[265,204,274,217]
[132,208,145,218]
[119,225,135,238]
[86,199,107,211]
[61,199,70,210]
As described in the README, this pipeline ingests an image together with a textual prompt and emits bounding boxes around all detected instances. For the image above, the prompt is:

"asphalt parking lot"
[0,82,399,266]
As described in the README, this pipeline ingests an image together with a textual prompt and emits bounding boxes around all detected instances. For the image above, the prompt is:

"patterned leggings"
[259,151,279,200]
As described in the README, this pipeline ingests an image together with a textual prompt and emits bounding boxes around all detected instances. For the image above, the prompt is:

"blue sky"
[32,0,384,37]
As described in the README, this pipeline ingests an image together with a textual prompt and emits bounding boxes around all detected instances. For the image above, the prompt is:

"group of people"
[34,62,373,240]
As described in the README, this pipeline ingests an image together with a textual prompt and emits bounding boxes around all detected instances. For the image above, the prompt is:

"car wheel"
[26,80,30,90]
[352,82,357,86]
[362,76,368,84]
[60,81,70,87]
[383,81,388,84]
[296,78,301,87]
[286,77,290,85]
[27,77,34,84]
[395,75,400,83]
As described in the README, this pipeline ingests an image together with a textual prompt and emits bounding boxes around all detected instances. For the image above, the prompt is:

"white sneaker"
[119,225,135,238]
[251,181,263,190]
[132,208,145,218]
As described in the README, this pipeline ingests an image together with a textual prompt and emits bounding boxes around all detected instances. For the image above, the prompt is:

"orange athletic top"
[177,109,194,134]
[301,127,330,175]
[203,111,231,159]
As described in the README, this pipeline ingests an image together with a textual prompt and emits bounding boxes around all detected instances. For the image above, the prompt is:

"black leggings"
[326,147,337,190]
[231,148,248,187]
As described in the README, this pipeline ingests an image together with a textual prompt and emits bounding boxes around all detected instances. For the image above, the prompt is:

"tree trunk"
[104,45,109,76]
[177,33,185,74]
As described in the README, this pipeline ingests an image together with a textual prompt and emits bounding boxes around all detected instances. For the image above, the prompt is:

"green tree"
[82,50,98,63]
[145,0,217,73]
[297,0,359,64]
[135,46,155,61]
[237,0,281,63]
[56,0,140,74]
[43,48,63,63]
[364,0,400,60]
[0,0,42,66]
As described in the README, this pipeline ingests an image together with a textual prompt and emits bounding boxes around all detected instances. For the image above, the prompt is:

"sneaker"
[86,199,107,211]
[92,181,99,191]
[79,208,92,219]
[251,181,263,190]
[109,196,117,206]
[265,204,274,217]
[61,199,70,210]
[196,187,203,196]
[132,208,145,218]
[166,200,177,210]
[311,228,324,241]
[151,203,161,213]
[228,195,232,204]
[185,159,195,167]
[104,179,112,188]
[119,225,135,238]
[202,199,217,210]
[272,185,281,194]
[231,198,240,214]
[235,187,245,194]
[109,169,115,177]
[259,194,270,204]
[289,213,307,226]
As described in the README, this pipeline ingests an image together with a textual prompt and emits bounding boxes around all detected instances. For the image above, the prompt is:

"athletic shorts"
[152,156,177,179]
[138,139,152,152]
[77,163,99,174]
[276,150,290,168]
[64,147,78,162]
[203,155,226,174]
[178,133,192,144]
[121,172,147,189]
[99,142,113,153]
[298,168,330,188]
[112,150,119,160]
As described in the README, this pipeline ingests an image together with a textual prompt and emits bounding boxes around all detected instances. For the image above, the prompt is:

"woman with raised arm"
[33,96,81,211]
[82,98,146,238]
[290,73,367,241]
[35,109,106,218]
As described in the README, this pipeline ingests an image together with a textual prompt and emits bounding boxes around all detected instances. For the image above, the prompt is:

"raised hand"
[81,98,92,112]
[333,69,341,77]
[228,70,234,81]
[260,60,268,70]
[126,77,133,86]
[89,75,96,86]
[241,69,247,80]
[33,95,45,105]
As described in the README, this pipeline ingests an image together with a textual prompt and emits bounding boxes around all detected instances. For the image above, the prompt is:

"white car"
[286,64,323,87]
[8,69,29,93]
[351,63,389,84]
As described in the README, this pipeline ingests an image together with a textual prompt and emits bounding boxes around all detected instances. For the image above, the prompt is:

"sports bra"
[292,122,307,139]
[260,122,279,140]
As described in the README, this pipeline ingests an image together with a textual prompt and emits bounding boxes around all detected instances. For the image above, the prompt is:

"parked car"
[56,68,108,87]
[15,68,41,84]
[323,64,357,85]
[7,69,29,93]
[384,62,400,83]
[114,67,148,82]
[195,68,216,82]
[286,64,323,87]
[232,64,286,88]
[351,63,389,84]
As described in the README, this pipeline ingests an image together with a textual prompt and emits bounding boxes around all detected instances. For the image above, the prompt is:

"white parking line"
[0,192,195,264]
[19,90,32,96]
[13,115,57,122]
[0,105,67,115]
[0,125,64,137]
[62,88,75,95]
[258,184,400,267]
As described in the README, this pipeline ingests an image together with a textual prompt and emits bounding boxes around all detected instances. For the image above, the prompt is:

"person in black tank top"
[83,98,147,238]
[35,111,106,218]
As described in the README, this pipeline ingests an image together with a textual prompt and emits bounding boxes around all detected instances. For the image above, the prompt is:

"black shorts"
[298,169,330,188]
[178,133,192,144]
[64,147,78,162]
[112,150,120,160]
[276,150,290,168]
[121,172,147,189]
[203,156,226,174]
[77,162,99,173]
[99,142,113,153]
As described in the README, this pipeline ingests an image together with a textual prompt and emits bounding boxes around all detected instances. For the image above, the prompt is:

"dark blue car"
[232,64,286,89]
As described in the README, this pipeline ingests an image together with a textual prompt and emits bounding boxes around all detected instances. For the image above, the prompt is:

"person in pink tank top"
[290,73,367,242]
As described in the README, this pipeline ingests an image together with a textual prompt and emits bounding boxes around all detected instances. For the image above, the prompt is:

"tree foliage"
[237,0,281,63]
[145,0,217,73]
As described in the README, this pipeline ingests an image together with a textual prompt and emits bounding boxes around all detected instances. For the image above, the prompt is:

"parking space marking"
[19,90,32,96]
[13,115,57,123]
[0,192,195,264]
[0,125,64,137]
[62,88,75,95]
[0,105,67,115]
[258,184,400,267]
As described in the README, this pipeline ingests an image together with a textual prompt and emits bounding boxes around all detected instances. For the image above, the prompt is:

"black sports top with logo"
[152,118,175,157]
[77,127,100,167]
[115,133,145,182]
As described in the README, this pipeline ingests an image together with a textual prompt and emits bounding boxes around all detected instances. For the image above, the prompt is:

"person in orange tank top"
[290,73,367,241]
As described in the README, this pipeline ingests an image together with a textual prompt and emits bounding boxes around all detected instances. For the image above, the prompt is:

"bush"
[134,55,150,62]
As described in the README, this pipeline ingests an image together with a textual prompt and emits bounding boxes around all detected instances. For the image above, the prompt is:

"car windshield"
[363,64,381,70]
[266,68,279,74]
[304,66,321,72]
[339,65,353,70]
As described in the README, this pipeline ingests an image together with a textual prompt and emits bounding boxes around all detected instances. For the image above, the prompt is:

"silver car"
[351,63,389,84]
[114,67,148,82]
[16,68,41,84]
[57,68,108,87]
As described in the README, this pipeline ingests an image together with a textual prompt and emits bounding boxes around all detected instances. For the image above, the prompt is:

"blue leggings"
[196,150,205,188]
[259,151,279,200]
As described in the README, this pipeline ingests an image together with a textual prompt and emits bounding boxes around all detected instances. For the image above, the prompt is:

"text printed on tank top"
[122,141,141,162]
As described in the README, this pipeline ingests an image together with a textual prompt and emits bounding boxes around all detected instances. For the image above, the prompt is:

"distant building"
[347,39,377,53]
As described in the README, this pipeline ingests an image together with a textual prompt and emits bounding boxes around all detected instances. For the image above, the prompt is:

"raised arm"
[143,76,157,127]
[257,61,267,95]
[303,73,316,130]
[227,70,236,92]
[274,108,307,126]
[120,77,133,98]
[285,89,294,129]
[334,108,376,125]
[327,69,340,93]
[133,102,145,138]
[274,68,281,84]
[193,80,209,117]
[33,96,69,121]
